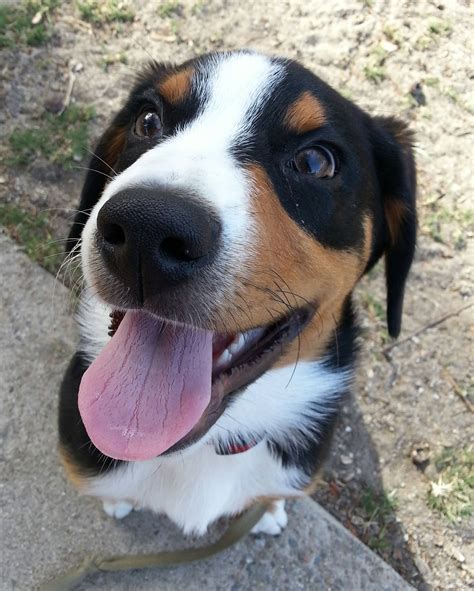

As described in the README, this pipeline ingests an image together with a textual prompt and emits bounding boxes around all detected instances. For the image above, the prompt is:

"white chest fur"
[86,439,301,535]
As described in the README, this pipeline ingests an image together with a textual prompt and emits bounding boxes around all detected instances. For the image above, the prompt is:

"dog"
[59,50,416,536]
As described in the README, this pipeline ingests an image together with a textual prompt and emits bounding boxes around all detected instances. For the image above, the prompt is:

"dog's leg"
[251,499,288,536]
[102,499,134,519]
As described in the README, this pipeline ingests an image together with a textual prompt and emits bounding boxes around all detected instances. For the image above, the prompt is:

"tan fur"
[284,91,326,134]
[59,445,86,491]
[229,164,373,365]
[159,67,194,104]
[384,199,407,246]
[103,125,127,170]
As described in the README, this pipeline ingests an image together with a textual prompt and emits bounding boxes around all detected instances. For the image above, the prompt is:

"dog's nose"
[96,188,221,301]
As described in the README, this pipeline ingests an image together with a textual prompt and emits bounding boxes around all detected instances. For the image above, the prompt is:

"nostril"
[102,223,126,246]
[160,237,196,262]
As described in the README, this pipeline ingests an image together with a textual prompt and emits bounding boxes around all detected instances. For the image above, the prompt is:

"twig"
[57,70,76,117]
[442,368,474,414]
[383,301,473,358]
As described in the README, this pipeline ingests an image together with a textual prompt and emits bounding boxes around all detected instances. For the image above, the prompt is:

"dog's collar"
[214,437,262,456]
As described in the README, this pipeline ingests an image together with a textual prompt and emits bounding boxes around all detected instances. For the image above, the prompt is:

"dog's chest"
[84,442,302,535]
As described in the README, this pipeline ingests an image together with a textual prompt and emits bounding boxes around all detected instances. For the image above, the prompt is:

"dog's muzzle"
[96,187,222,304]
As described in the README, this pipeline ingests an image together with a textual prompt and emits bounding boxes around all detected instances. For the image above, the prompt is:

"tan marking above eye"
[284,91,327,134]
[158,67,194,105]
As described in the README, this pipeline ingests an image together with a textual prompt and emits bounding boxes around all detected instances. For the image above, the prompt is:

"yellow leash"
[41,502,269,591]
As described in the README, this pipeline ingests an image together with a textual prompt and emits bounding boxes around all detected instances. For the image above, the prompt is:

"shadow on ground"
[314,392,427,589]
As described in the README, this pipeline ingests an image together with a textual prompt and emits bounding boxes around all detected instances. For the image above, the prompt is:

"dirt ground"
[0,1,473,589]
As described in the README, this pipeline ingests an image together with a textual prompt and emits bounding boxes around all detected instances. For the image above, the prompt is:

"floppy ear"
[66,122,127,253]
[370,116,417,338]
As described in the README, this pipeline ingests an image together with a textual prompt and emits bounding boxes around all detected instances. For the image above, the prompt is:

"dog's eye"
[134,110,162,139]
[289,146,337,178]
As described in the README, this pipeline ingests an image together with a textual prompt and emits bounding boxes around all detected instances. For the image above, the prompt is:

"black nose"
[96,188,221,302]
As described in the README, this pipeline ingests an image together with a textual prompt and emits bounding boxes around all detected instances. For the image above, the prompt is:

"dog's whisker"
[72,166,115,182]
[84,147,118,176]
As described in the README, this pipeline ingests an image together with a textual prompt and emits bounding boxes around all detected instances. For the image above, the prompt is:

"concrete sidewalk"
[0,231,412,591]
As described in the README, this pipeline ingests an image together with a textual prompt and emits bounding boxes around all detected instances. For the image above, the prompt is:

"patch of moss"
[100,50,128,70]
[360,292,385,323]
[383,24,402,47]
[428,446,473,521]
[360,488,398,553]
[416,19,453,50]
[77,0,134,25]
[422,205,474,245]
[0,0,59,47]
[363,47,388,85]
[428,19,453,37]
[0,204,62,274]
[364,65,386,84]
[158,1,183,18]
[8,105,95,168]
[424,76,440,88]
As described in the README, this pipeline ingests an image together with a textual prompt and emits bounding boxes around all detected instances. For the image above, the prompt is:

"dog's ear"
[66,121,127,253]
[369,116,417,338]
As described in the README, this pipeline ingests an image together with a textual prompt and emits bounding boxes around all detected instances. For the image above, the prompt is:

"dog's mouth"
[78,306,313,461]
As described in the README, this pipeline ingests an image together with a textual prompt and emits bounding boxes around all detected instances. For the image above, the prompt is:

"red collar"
[215,439,260,455]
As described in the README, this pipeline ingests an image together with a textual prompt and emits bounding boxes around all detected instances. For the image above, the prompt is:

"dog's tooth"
[215,348,231,368]
[229,333,245,355]
[244,326,266,346]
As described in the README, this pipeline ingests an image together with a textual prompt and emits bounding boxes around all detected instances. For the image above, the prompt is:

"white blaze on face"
[81,52,285,293]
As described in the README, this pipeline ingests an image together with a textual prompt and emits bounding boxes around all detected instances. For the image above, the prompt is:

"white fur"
[251,500,287,536]
[87,439,299,536]
[77,291,350,536]
[81,52,285,301]
[74,53,351,536]
[102,499,134,519]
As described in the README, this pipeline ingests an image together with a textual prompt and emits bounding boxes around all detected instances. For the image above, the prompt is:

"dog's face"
[73,51,416,462]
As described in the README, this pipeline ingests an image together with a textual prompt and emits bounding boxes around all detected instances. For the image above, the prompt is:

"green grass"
[158,1,183,18]
[191,1,205,15]
[422,205,474,245]
[77,0,134,25]
[8,105,95,168]
[360,489,397,552]
[100,51,128,70]
[427,447,473,521]
[0,0,59,48]
[364,46,388,84]
[428,19,453,37]
[383,25,402,47]
[364,65,386,84]
[416,18,453,50]
[424,76,440,87]
[0,204,61,273]
[361,292,385,323]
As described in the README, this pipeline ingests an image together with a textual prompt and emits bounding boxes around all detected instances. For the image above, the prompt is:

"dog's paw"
[102,500,134,519]
[251,500,287,536]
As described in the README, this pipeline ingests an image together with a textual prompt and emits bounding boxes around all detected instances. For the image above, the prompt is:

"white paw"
[251,500,287,536]
[102,500,134,519]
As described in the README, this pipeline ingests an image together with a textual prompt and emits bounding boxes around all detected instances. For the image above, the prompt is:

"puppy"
[59,50,416,535]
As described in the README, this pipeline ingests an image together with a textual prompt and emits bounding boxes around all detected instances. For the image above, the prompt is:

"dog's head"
[72,51,416,462]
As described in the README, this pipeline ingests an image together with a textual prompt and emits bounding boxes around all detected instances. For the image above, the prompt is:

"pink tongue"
[78,311,212,461]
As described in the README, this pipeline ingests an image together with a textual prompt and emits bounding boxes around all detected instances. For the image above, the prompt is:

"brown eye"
[290,146,337,178]
[134,110,162,139]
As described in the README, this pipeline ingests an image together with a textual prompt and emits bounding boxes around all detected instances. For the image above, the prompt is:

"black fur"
[369,116,417,337]
[268,299,358,480]
[60,51,416,480]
